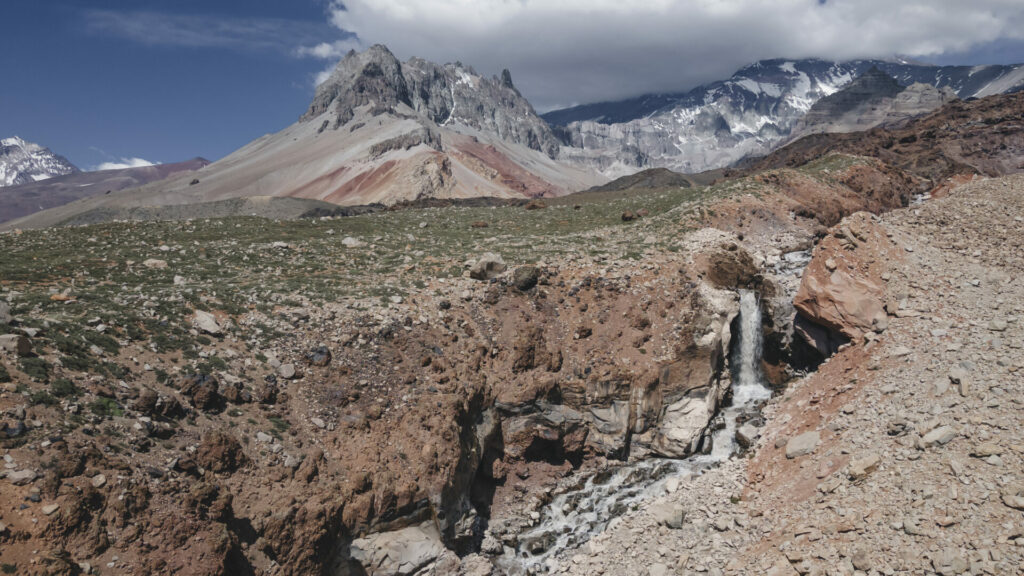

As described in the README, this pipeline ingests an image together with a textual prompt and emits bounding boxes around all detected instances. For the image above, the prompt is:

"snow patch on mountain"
[0,136,78,187]
[547,58,1024,177]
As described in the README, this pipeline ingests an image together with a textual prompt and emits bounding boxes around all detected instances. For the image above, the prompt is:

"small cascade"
[500,290,772,574]
[734,289,771,403]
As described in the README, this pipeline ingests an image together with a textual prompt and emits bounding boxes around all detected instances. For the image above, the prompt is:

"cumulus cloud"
[296,39,364,86]
[95,158,159,171]
[328,0,1024,109]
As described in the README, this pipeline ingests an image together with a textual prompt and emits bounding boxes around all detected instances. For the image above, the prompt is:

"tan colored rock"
[193,310,222,335]
[350,522,445,576]
[848,452,881,480]
[922,425,956,447]
[786,431,820,459]
[469,253,506,281]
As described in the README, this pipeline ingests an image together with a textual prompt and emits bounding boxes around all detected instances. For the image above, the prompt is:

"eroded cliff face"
[324,233,780,575]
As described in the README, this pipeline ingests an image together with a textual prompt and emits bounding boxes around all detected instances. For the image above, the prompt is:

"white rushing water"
[501,290,772,574]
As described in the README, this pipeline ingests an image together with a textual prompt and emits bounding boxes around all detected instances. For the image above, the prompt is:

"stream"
[499,290,772,574]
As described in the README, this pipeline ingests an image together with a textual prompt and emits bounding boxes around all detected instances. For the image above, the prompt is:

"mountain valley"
[0,72,1022,576]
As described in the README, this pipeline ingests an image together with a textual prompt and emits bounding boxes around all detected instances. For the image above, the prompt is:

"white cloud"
[298,39,365,85]
[95,158,160,171]
[296,39,362,60]
[314,66,336,87]
[328,0,1024,109]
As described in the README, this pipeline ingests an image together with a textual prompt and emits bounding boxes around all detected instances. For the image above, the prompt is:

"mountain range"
[4,49,1024,229]
[0,158,209,224]
[0,136,78,187]
[546,59,1024,177]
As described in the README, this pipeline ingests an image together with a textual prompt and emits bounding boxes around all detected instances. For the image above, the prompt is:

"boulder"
[0,302,11,325]
[931,550,969,576]
[350,522,445,576]
[0,334,31,356]
[469,253,506,281]
[651,389,720,458]
[736,423,761,449]
[1000,485,1024,510]
[193,310,222,336]
[651,505,685,529]
[847,452,881,480]
[307,346,332,367]
[142,258,168,269]
[278,363,298,379]
[794,267,886,342]
[196,430,247,473]
[922,425,956,447]
[180,374,224,413]
[785,431,820,459]
[511,266,540,291]
[695,242,760,289]
[794,214,890,351]
[7,469,37,485]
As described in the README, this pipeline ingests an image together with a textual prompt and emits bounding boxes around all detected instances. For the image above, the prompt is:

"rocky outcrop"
[350,523,446,576]
[303,44,411,127]
[368,128,442,160]
[793,212,897,355]
[305,45,560,158]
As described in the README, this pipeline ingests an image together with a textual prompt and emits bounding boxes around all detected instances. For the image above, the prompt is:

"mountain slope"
[0,158,209,224]
[547,59,1024,177]
[5,46,603,230]
[787,67,957,140]
[0,136,78,187]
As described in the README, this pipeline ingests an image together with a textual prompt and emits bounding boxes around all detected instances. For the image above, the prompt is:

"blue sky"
[3,1,1024,171]
[0,0,350,169]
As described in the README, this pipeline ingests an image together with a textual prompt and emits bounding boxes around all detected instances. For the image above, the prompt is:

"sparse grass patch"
[18,357,51,382]
[89,397,123,418]
[51,378,79,398]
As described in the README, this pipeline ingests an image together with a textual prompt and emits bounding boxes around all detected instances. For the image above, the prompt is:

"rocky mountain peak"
[500,68,516,91]
[0,136,78,187]
[301,44,560,158]
[303,44,411,126]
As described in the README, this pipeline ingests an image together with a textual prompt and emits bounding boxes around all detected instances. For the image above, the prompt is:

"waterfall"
[702,289,771,462]
[733,289,770,404]
[500,290,773,573]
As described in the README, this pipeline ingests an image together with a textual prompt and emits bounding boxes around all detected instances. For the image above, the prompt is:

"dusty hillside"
[743,92,1024,185]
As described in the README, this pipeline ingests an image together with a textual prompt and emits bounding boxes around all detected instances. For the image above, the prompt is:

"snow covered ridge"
[0,136,78,187]
[546,58,1024,177]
